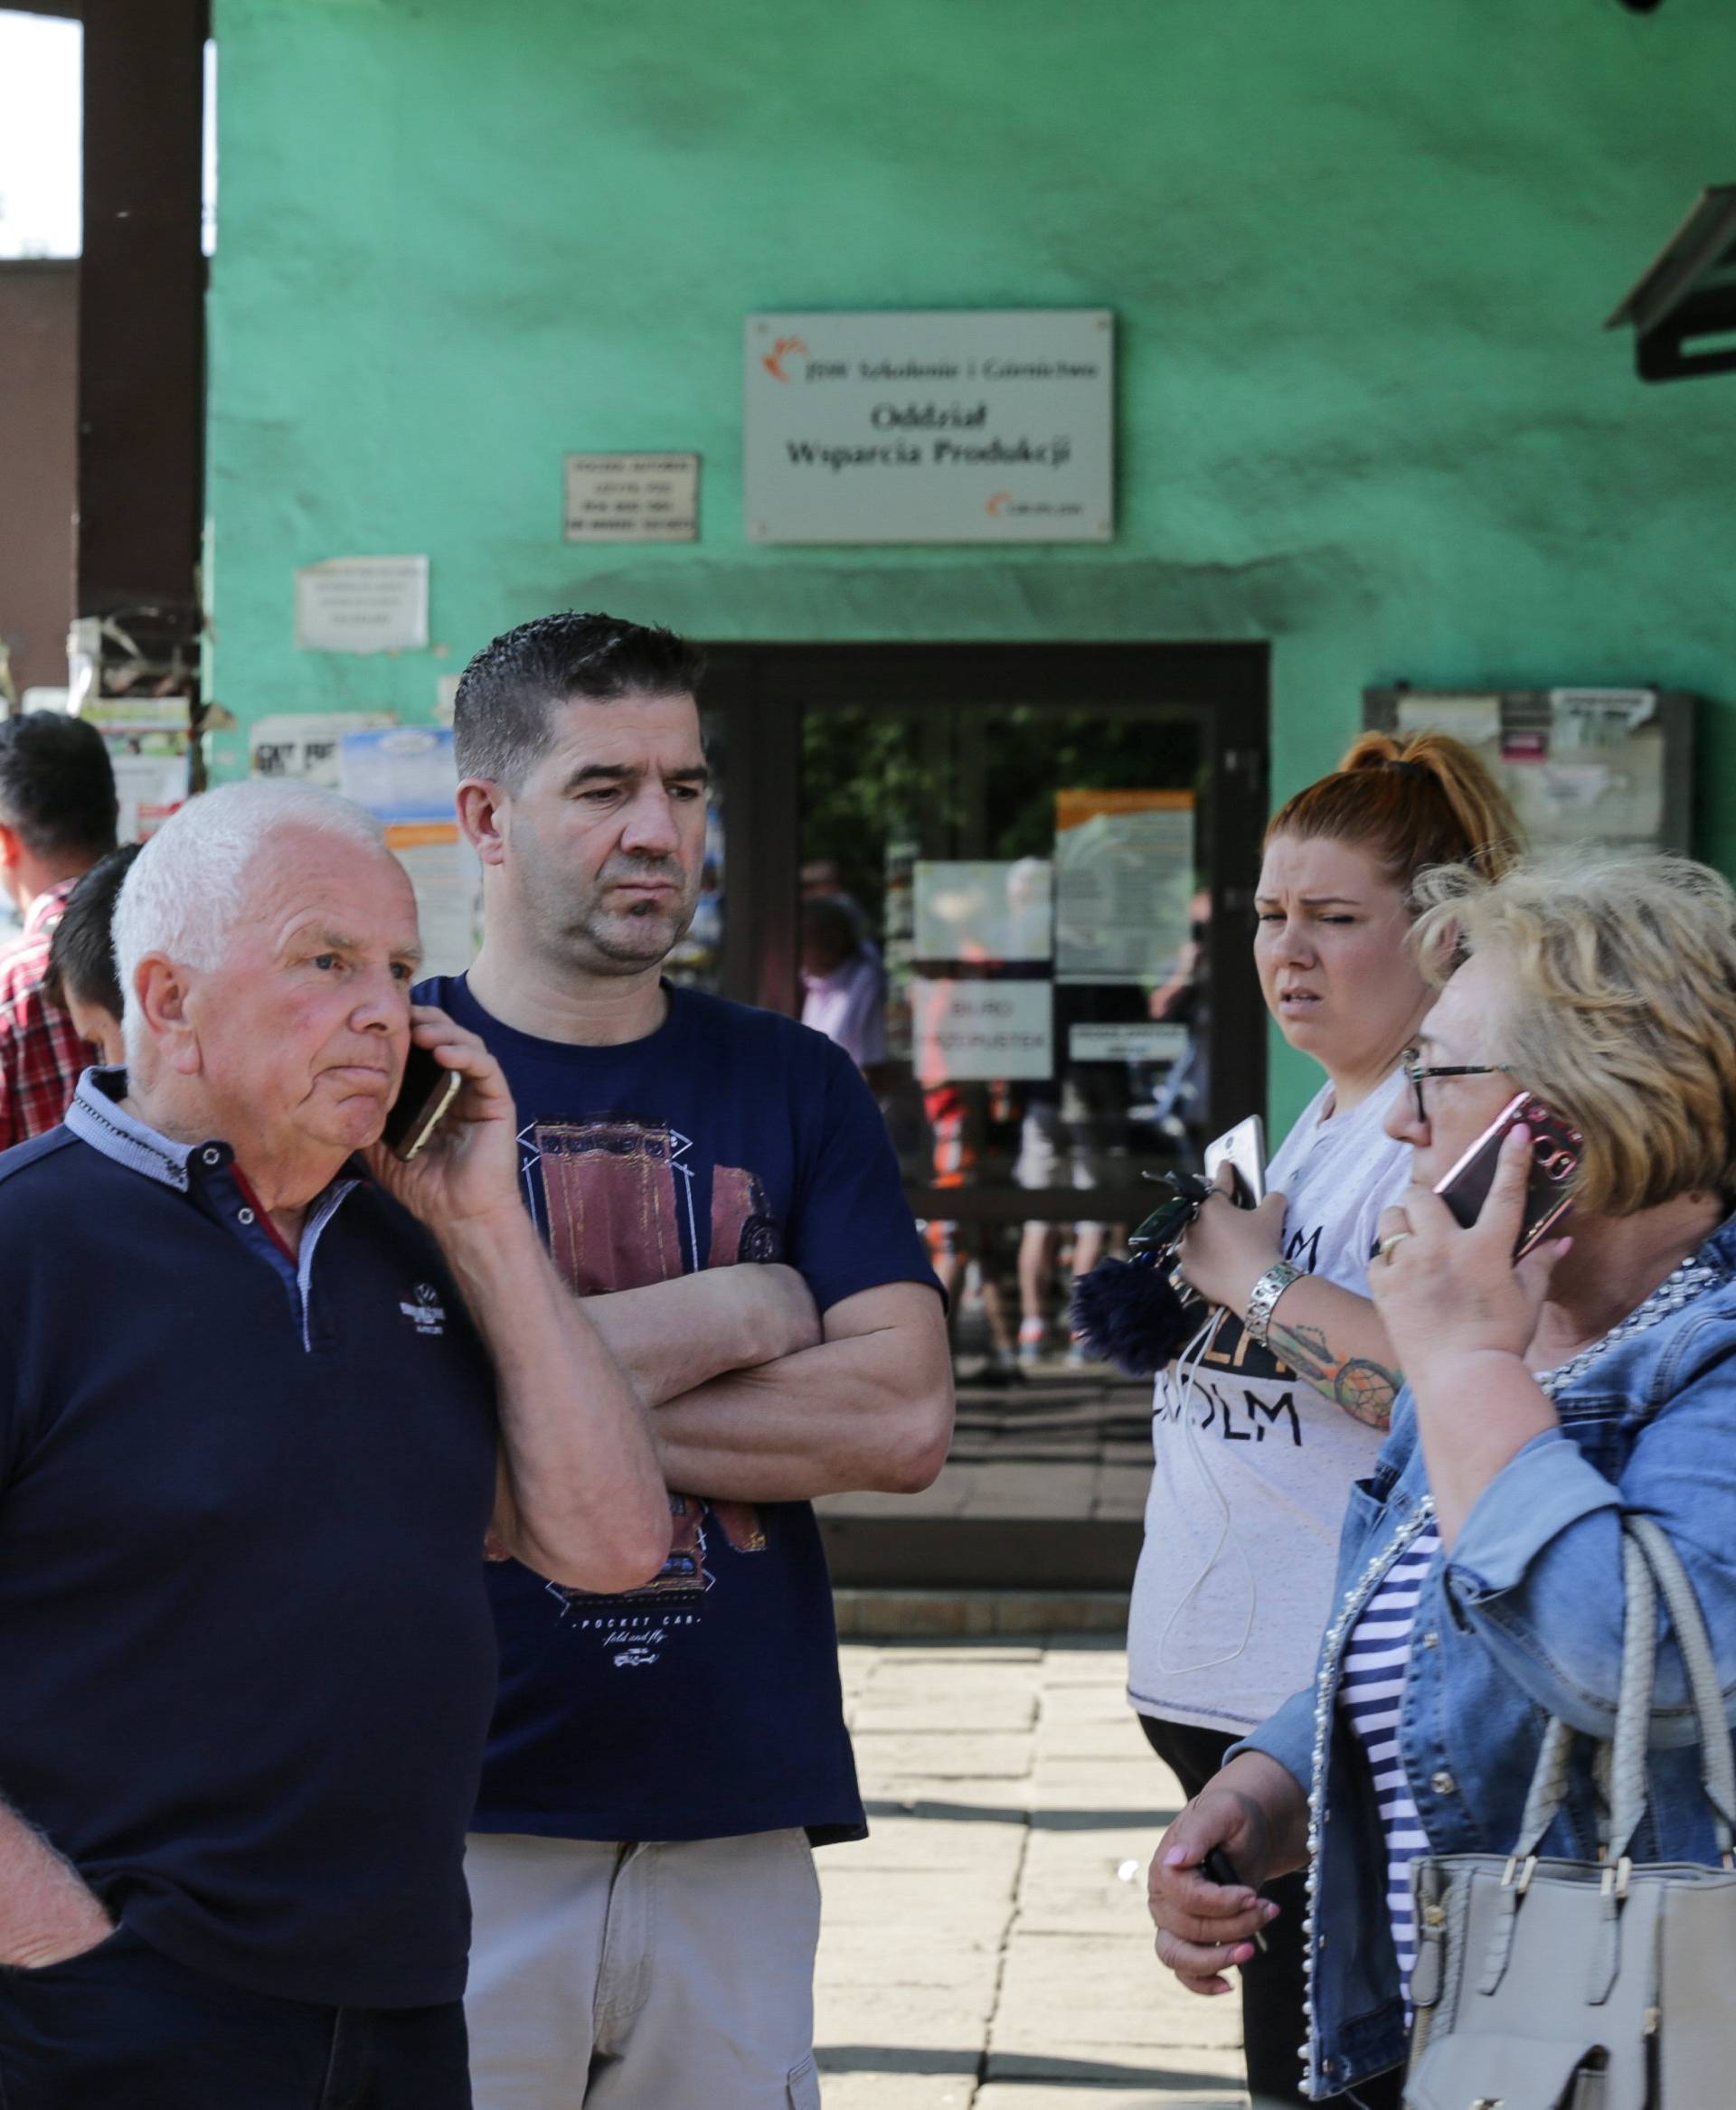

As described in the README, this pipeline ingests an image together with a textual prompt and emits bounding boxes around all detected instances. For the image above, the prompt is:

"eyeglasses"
[1398,1046,1515,1126]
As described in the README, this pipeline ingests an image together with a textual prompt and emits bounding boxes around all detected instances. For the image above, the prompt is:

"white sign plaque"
[295,556,429,655]
[1070,1022,1189,1065]
[909,977,1052,1084]
[744,309,1113,544]
[563,454,699,542]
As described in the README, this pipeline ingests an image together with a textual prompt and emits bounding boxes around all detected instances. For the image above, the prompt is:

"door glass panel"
[800,699,1213,1545]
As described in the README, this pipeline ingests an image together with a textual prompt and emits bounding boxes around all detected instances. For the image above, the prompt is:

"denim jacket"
[1233,1213,1736,2101]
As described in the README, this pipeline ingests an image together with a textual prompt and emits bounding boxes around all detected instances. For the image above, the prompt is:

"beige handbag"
[1403,1515,1736,2110]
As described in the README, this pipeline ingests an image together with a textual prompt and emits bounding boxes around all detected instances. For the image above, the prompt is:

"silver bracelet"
[1244,1260,1303,1347]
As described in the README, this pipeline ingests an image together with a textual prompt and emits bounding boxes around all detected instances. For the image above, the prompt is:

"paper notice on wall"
[1053,789,1194,985]
[338,726,457,820]
[382,821,480,979]
[296,556,429,655]
[1395,692,1503,745]
[250,711,397,788]
[909,977,1052,1084]
[110,750,189,843]
[564,454,699,542]
[338,727,478,975]
[912,859,1052,962]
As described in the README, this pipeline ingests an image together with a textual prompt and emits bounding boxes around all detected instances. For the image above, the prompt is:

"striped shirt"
[1337,1525,1441,1997]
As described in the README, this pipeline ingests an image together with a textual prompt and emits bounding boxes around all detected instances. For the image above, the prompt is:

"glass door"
[700,644,1269,1588]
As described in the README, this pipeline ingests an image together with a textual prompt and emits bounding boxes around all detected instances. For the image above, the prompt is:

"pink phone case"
[1432,1092,1582,1258]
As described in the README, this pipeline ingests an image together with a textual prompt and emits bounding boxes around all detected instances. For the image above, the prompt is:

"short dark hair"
[452,612,705,789]
[43,842,141,1017]
[0,714,119,863]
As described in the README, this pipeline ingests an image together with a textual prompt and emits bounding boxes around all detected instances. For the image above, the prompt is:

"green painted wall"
[207,0,1736,1125]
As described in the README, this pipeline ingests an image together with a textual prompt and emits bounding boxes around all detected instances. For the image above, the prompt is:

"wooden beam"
[76,0,206,640]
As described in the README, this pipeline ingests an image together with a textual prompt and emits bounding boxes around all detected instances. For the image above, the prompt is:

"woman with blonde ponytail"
[1126,730,1521,2107]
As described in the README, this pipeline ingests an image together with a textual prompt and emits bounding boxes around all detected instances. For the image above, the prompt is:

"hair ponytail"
[1266,729,1524,890]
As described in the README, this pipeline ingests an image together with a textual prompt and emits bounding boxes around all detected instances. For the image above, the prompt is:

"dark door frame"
[77,0,209,726]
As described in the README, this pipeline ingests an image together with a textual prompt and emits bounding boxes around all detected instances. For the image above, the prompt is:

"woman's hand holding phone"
[1147,1754,1303,1997]
[1369,1124,1571,1389]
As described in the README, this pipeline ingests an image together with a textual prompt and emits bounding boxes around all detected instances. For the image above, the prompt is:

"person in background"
[1126,732,1521,2107]
[798,857,879,966]
[1150,852,1736,2105]
[42,842,141,1065]
[437,610,954,2110]
[0,712,118,1144]
[800,895,888,1083]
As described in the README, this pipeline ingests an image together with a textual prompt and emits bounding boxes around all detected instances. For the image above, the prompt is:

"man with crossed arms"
[428,611,956,2109]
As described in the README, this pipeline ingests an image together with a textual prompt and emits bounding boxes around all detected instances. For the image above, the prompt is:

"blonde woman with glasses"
[1149,852,1736,2104]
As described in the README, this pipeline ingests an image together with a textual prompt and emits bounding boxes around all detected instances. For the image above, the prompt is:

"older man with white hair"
[0,781,669,2109]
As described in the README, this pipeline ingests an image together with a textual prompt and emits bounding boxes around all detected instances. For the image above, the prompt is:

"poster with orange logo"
[744,309,1113,545]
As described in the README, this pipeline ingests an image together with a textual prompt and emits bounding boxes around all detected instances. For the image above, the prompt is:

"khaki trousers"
[464,1829,823,2110]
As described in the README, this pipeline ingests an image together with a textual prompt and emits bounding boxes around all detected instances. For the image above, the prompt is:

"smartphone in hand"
[1203,1116,1267,1207]
[1201,1847,1269,1954]
[382,1042,462,1163]
[1433,1093,1581,1258]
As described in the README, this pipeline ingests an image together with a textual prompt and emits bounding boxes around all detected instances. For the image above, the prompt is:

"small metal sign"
[744,310,1113,544]
[563,454,699,542]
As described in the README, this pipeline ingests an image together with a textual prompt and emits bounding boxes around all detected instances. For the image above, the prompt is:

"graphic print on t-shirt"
[1151,1219,1378,1449]
[1156,1306,1305,1449]
[519,1113,783,1650]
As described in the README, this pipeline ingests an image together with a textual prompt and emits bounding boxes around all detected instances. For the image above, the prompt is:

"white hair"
[115,781,390,1062]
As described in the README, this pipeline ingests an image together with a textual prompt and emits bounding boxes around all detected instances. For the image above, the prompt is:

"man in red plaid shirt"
[0,716,118,1150]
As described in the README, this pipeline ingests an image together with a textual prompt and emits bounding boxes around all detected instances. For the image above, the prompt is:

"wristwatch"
[1244,1260,1302,1348]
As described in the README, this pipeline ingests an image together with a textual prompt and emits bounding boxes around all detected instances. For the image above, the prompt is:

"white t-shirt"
[1127,1069,1413,1734]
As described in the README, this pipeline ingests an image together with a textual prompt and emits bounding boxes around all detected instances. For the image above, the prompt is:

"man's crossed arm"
[587,1267,954,1503]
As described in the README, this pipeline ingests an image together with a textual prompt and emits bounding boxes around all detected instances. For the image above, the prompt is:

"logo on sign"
[763,336,807,382]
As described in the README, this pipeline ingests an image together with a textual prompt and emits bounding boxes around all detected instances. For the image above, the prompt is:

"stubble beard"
[542,877,701,977]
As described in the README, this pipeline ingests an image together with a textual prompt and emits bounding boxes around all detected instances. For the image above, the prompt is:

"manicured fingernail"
[1260,1901,1280,1921]
[1232,1944,1255,1964]
[1162,1846,1188,1867]
[1505,1124,1532,1149]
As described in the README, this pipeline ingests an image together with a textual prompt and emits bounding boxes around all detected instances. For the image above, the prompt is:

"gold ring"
[1378,1230,1413,1262]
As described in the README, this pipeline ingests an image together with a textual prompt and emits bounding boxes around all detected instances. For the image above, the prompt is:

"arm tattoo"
[1266,1317,1399,1431]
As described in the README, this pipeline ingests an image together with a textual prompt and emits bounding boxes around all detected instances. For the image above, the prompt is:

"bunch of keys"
[1127,1169,1219,1267]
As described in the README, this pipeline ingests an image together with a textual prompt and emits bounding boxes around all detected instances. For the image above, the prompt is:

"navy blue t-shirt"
[0,1112,499,2009]
[420,976,939,1844]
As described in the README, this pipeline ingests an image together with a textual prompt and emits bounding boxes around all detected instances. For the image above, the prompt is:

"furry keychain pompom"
[1069,1256,1201,1378]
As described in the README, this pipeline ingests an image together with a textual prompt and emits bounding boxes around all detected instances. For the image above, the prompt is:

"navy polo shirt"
[0,1071,499,2009]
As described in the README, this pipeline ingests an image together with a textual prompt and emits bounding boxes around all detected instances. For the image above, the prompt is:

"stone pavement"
[816,1633,1248,2110]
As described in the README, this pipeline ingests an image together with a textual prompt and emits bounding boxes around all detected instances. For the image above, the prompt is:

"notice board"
[1363,687,1695,853]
